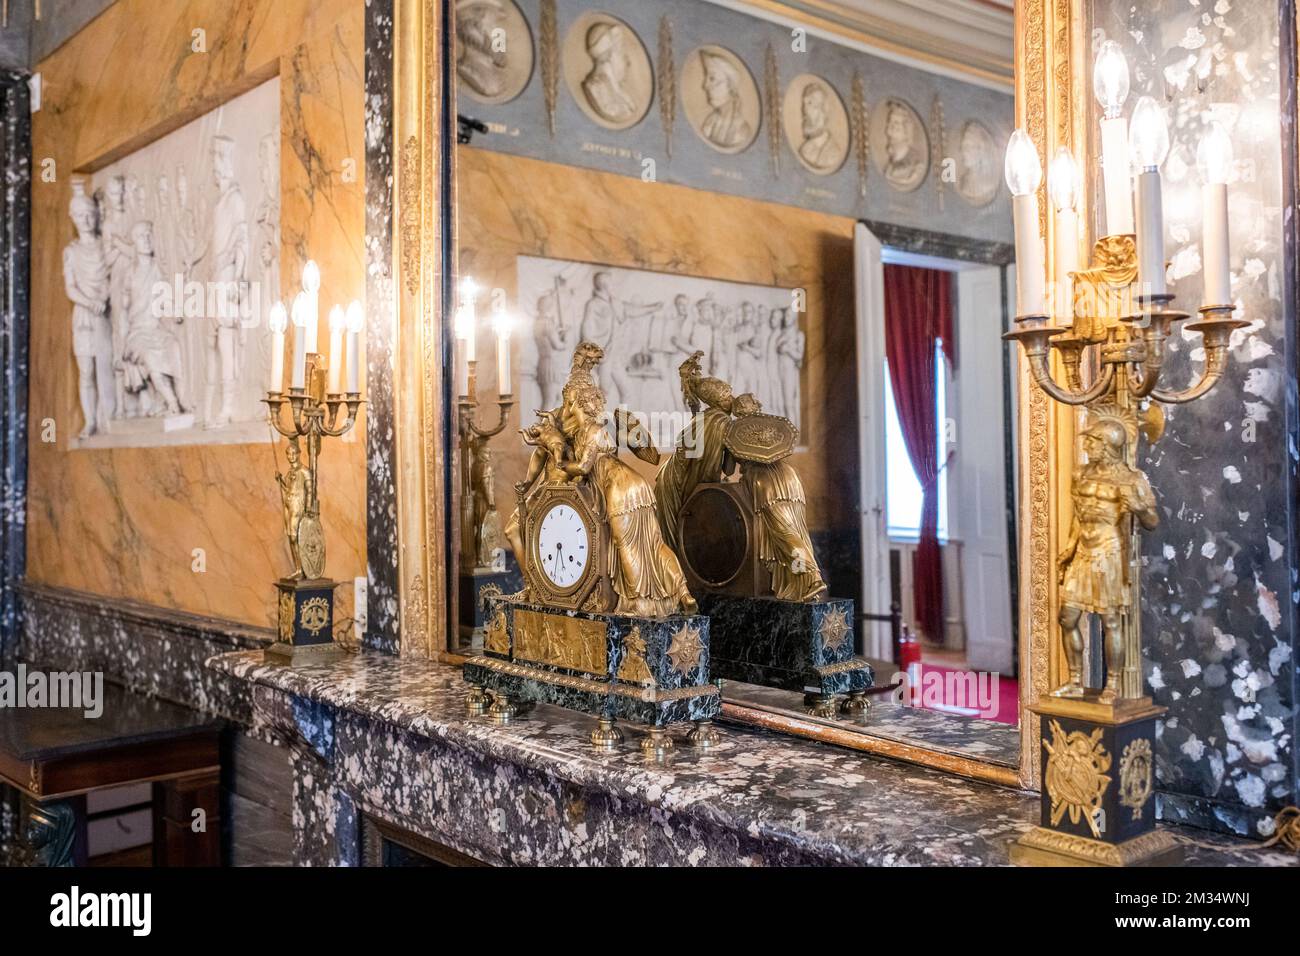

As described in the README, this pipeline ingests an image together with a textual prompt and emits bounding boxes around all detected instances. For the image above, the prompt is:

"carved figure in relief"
[97,174,135,417]
[121,221,187,416]
[1055,415,1158,701]
[206,135,250,427]
[534,278,571,411]
[64,183,115,439]
[456,0,511,100]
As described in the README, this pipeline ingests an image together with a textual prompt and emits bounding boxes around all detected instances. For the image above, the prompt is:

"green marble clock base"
[267,577,344,665]
[462,599,721,735]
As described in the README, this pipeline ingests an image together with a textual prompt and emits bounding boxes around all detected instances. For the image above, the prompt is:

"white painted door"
[854,224,891,660]
[952,265,1014,674]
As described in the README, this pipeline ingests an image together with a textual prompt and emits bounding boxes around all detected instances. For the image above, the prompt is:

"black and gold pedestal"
[458,567,518,646]
[1010,695,1182,866]
[462,598,721,747]
[700,594,873,716]
[267,577,344,664]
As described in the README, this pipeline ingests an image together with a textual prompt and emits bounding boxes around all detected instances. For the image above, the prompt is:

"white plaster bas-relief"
[516,256,803,449]
[782,74,850,176]
[68,76,280,449]
[456,0,534,106]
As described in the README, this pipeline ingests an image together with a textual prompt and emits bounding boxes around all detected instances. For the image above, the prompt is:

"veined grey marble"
[207,648,1294,866]
[1,69,30,670]
[1091,0,1298,841]
[363,0,399,655]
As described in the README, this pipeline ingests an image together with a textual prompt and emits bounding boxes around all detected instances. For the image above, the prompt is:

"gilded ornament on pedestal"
[299,596,331,636]
[818,606,851,653]
[1118,738,1153,820]
[1043,720,1112,838]
[485,608,509,656]
[616,626,655,687]
[667,623,704,675]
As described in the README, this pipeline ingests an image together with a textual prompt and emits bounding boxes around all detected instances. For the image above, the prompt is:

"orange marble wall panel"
[456,147,859,532]
[26,0,366,629]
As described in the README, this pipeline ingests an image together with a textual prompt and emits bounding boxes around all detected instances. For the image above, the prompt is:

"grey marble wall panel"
[1090,0,1298,839]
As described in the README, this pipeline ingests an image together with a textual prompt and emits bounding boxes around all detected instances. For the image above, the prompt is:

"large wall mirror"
[443,0,1033,785]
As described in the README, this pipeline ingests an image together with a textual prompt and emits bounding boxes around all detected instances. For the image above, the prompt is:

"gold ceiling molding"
[727,0,1013,89]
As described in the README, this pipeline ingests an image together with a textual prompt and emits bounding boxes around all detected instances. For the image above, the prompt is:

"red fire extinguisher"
[898,624,922,704]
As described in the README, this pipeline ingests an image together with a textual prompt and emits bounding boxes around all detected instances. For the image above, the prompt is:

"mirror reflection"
[452,0,1020,767]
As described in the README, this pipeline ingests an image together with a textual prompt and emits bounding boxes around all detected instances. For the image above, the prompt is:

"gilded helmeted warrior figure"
[1056,413,1158,701]
[277,439,311,578]
[729,393,827,603]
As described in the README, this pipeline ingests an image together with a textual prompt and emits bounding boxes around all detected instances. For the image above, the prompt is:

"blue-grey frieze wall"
[456,0,1014,244]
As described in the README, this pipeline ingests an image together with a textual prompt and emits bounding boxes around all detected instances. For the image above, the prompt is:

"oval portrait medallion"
[782,74,849,175]
[681,45,761,154]
[454,0,534,106]
[954,119,1001,206]
[562,12,654,131]
[870,96,930,192]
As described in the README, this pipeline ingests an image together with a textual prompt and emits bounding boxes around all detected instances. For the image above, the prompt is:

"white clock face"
[537,503,590,589]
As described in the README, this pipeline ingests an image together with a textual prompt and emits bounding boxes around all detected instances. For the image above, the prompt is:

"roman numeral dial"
[536,502,590,590]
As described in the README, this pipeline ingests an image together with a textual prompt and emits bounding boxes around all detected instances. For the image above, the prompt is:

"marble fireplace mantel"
[205,650,1291,867]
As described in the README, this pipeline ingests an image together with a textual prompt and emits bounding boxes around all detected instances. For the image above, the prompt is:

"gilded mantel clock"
[520,483,614,612]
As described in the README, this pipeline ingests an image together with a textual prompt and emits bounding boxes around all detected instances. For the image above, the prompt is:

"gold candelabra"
[1005,235,1246,700]
[458,358,514,572]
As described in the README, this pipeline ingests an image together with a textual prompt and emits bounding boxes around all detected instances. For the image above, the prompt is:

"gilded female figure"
[1056,417,1157,701]
[558,344,696,617]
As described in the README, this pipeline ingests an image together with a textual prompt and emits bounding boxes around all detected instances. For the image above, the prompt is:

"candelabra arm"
[461,397,514,441]
[1149,309,1250,405]
[264,394,302,439]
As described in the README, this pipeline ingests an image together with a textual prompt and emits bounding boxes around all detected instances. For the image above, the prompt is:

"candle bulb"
[327,305,345,393]
[1094,41,1134,236]
[1198,121,1234,307]
[302,260,321,355]
[1005,129,1046,317]
[290,292,309,390]
[454,303,473,398]
[345,300,364,393]
[1130,96,1170,298]
[1048,148,1080,323]
[492,303,514,398]
[268,302,287,392]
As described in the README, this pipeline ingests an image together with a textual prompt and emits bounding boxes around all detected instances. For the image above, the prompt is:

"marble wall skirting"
[16,582,269,723]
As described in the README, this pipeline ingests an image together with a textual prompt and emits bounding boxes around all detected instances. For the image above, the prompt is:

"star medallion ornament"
[819,607,851,653]
[667,623,704,675]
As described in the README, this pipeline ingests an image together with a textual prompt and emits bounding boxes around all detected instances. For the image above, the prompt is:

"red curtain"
[884,264,952,646]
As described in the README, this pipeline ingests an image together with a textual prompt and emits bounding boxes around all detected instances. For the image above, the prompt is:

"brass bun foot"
[839,692,869,718]
[486,692,518,724]
[804,693,842,720]
[590,718,624,751]
[465,686,489,716]
[640,726,674,757]
[1009,826,1183,867]
[685,720,721,749]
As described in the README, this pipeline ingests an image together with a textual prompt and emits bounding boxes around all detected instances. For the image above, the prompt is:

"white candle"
[268,302,287,392]
[455,305,472,398]
[1136,170,1166,297]
[345,300,364,393]
[1197,122,1234,307]
[492,305,514,397]
[1202,183,1230,305]
[302,260,321,355]
[290,292,308,390]
[1005,129,1046,317]
[1013,194,1047,317]
[327,305,345,393]
[1047,147,1080,323]
[1100,115,1134,236]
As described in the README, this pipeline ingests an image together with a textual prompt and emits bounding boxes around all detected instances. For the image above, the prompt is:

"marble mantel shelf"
[206,649,1295,867]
